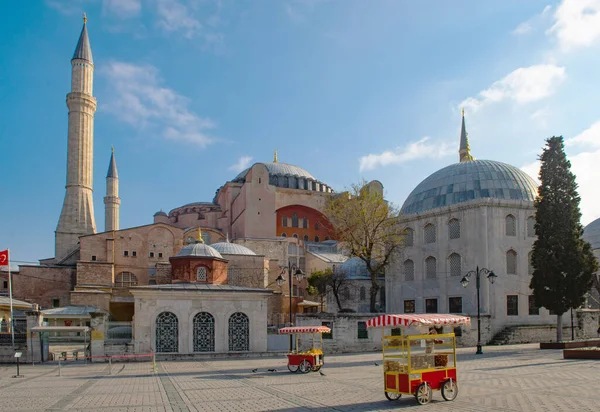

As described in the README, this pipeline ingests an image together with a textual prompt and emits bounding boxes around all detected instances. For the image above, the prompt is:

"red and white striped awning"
[365,314,471,328]
[278,326,331,334]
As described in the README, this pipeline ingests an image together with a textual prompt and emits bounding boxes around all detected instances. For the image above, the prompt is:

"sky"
[1,0,600,265]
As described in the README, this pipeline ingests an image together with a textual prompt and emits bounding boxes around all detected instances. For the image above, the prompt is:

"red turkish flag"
[0,250,8,266]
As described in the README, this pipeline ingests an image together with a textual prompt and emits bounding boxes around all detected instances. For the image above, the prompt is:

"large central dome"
[401,159,538,214]
[233,162,315,182]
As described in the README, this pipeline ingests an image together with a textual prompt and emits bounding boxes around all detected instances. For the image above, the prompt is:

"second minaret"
[104,147,120,231]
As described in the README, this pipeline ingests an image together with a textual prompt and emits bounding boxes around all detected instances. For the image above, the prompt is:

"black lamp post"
[460,266,497,355]
[276,262,305,351]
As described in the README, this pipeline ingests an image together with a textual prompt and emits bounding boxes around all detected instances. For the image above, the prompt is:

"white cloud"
[548,0,600,51]
[460,65,566,112]
[530,108,551,129]
[103,0,141,18]
[102,61,216,148]
[513,22,533,35]
[45,0,93,15]
[521,121,600,226]
[228,156,254,173]
[359,137,454,172]
[155,0,202,38]
[512,5,552,35]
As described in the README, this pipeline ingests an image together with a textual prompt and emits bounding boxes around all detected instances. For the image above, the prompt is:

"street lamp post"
[276,262,305,351]
[460,266,497,355]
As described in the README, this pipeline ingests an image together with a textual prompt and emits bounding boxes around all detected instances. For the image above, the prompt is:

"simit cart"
[365,313,471,405]
[278,326,330,373]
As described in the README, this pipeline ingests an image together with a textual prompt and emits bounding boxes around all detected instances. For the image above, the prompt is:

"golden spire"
[111,145,114,154]
[462,107,465,117]
[273,149,278,163]
[83,13,87,24]
[197,227,204,243]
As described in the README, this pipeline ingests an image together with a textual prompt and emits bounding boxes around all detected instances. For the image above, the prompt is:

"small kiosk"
[366,314,470,405]
[278,326,330,373]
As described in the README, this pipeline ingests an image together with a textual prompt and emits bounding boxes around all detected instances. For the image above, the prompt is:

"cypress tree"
[530,136,598,342]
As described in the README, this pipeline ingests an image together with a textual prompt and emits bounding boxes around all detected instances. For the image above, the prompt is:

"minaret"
[104,147,120,231]
[55,14,97,260]
[459,109,475,162]
[273,149,278,163]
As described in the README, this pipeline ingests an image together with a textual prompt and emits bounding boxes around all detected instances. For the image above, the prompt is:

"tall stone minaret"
[55,14,97,260]
[104,147,120,231]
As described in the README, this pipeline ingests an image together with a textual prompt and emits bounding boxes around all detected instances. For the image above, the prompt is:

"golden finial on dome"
[83,13,87,24]
[111,145,114,154]
[462,107,465,117]
[197,227,204,243]
[274,149,278,163]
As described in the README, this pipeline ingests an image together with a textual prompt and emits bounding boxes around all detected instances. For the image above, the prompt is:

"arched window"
[282,216,288,227]
[449,253,461,277]
[424,224,436,244]
[425,256,437,279]
[196,266,207,281]
[448,219,460,240]
[527,216,535,237]
[528,251,534,275]
[360,286,366,301]
[282,176,289,188]
[156,312,178,353]
[315,222,320,230]
[293,234,298,239]
[228,312,249,351]
[299,288,305,298]
[281,233,287,237]
[403,228,414,247]
[303,218,308,229]
[403,259,415,281]
[303,235,309,242]
[292,213,299,227]
[324,236,330,241]
[193,312,214,352]
[201,232,210,244]
[115,272,138,288]
[506,249,517,275]
[292,285,298,296]
[505,215,516,236]
[342,287,350,300]
[314,236,320,242]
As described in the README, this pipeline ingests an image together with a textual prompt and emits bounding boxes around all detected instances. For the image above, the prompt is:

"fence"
[106,321,133,342]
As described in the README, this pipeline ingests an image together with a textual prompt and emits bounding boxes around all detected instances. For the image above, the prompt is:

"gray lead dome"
[583,217,600,250]
[401,160,538,215]
[211,242,257,256]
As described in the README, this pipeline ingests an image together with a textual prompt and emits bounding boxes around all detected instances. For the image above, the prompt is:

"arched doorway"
[193,312,215,352]
[156,312,178,353]
[228,312,249,351]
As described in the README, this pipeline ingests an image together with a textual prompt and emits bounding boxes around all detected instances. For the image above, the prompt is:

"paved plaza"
[0,344,598,411]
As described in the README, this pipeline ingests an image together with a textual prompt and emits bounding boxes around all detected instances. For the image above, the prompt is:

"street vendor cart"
[278,326,330,373]
[366,314,471,405]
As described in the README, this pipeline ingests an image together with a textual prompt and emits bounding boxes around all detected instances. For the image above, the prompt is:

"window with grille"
[449,297,463,313]
[506,250,517,275]
[448,218,460,239]
[404,300,415,313]
[403,228,414,247]
[449,253,461,277]
[357,321,368,339]
[115,272,138,287]
[360,286,366,301]
[404,259,415,281]
[196,266,207,281]
[424,224,436,244]
[425,298,438,314]
[528,251,534,275]
[528,295,539,315]
[527,216,535,237]
[425,256,437,279]
[507,295,519,316]
[505,214,516,236]
[228,312,249,351]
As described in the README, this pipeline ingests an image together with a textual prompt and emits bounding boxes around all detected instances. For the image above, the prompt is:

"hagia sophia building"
[7,17,600,354]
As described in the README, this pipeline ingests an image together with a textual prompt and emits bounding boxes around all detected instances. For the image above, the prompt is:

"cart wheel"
[298,359,312,374]
[287,363,299,373]
[312,365,322,372]
[415,382,432,405]
[384,391,401,401]
[441,379,458,401]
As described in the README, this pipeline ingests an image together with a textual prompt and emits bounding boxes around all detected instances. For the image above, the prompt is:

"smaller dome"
[154,210,168,217]
[211,242,257,256]
[583,217,600,250]
[176,242,223,259]
[340,257,369,279]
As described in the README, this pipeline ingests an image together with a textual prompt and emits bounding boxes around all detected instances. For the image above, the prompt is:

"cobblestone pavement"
[0,344,598,411]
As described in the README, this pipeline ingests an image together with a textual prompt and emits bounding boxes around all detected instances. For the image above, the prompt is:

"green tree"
[307,268,351,312]
[530,136,598,342]
[324,180,403,312]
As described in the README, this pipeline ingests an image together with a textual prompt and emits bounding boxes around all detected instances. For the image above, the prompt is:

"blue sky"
[2,0,600,264]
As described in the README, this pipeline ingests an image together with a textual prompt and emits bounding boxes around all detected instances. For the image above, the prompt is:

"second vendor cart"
[366,313,471,405]
[278,326,330,373]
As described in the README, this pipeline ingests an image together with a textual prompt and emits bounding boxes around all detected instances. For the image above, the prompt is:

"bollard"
[152,353,156,373]
[108,356,112,375]
[58,358,61,377]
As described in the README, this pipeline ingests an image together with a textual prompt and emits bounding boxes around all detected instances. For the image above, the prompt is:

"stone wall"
[76,261,113,286]
[70,290,111,312]
[15,265,75,309]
